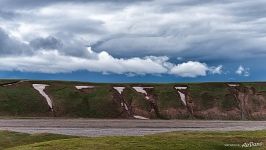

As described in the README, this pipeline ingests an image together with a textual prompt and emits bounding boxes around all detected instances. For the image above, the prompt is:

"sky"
[0,0,265,83]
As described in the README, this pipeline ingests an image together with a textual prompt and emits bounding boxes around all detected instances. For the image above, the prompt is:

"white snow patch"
[133,115,149,120]
[2,80,25,87]
[175,86,187,90]
[32,84,53,110]
[178,91,186,106]
[3,83,13,87]
[120,102,129,111]
[228,84,240,87]
[75,86,95,90]
[124,103,129,111]
[113,87,125,94]
[113,87,129,112]
[120,102,129,110]
[132,87,153,95]
[175,87,187,106]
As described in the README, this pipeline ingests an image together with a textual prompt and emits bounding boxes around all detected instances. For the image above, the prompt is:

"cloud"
[0,0,148,9]
[0,46,221,77]
[0,26,224,77]
[0,47,168,74]
[209,65,223,74]
[235,65,250,76]
[169,61,221,77]
[1,0,266,60]
[0,10,17,20]
[0,27,171,75]
[90,0,266,59]
[0,0,264,80]
[30,36,62,50]
[0,28,32,55]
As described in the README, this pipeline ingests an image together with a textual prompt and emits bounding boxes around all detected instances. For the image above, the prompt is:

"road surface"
[1,119,266,137]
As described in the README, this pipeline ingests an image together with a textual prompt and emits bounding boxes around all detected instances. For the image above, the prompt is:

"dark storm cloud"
[0,0,266,62]
[30,36,62,50]
[0,0,149,9]
[89,0,266,60]
[226,0,266,20]
[0,10,17,20]
[51,19,106,35]
[0,28,32,55]
[29,35,88,57]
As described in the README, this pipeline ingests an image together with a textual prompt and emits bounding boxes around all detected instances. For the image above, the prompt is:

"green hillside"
[1,80,266,120]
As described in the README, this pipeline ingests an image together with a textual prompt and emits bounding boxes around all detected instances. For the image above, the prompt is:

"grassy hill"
[1,79,266,120]
[4,130,266,150]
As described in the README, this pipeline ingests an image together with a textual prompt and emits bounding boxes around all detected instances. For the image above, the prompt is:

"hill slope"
[7,130,266,150]
[1,80,266,120]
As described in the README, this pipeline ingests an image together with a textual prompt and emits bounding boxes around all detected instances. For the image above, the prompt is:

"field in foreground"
[0,131,72,149]
[3,130,266,150]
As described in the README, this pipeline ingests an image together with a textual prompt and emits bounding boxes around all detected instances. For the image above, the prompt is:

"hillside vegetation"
[0,131,72,149]
[0,80,266,120]
[6,130,266,150]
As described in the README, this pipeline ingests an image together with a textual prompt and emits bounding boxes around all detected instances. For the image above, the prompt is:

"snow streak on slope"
[32,84,53,111]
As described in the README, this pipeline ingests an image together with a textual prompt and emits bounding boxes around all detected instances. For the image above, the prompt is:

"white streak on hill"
[75,86,95,90]
[175,87,187,106]
[32,84,53,110]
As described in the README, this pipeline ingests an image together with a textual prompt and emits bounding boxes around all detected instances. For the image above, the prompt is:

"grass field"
[3,130,266,150]
[0,130,73,149]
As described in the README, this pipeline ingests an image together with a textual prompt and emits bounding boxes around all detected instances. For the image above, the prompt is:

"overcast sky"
[0,0,265,82]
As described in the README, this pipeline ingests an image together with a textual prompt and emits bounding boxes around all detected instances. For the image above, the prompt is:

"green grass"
[155,85,184,109]
[242,83,266,92]
[0,80,19,85]
[188,83,242,119]
[222,94,239,110]
[189,83,229,109]
[6,130,266,150]
[0,82,50,116]
[123,87,148,111]
[154,85,187,119]
[46,84,120,118]
[123,86,155,118]
[0,130,73,150]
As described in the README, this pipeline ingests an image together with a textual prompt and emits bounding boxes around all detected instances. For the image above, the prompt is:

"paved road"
[1,119,266,137]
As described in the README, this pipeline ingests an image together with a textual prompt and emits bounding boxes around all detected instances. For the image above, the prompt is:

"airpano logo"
[241,142,263,148]
[224,142,263,148]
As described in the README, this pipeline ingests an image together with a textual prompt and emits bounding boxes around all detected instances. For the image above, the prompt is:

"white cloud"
[235,65,250,76]
[209,65,223,74]
[0,48,167,75]
[0,47,222,77]
[169,61,221,77]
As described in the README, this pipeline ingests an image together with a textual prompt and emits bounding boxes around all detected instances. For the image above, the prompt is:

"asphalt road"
[1,119,266,137]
